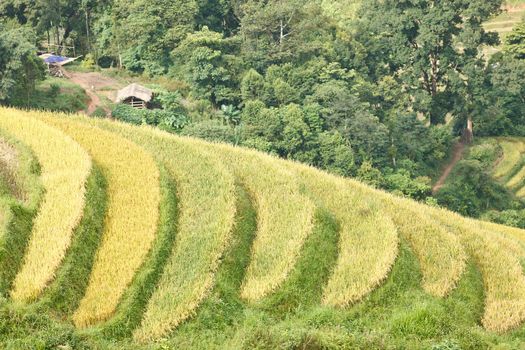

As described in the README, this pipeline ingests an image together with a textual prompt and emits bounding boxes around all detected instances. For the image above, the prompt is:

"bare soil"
[65,70,121,115]
[432,142,466,194]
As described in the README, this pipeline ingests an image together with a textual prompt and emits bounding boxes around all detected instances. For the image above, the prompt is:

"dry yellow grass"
[0,138,19,191]
[70,116,236,342]
[384,196,467,297]
[431,208,525,333]
[9,110,525,336]
[506,163,525,189]
[493,139,525,179]
[0,200,11,237]
[39,116,161,327]
[200,144,316,302]
[478,221,525,258]
[0,108,91,302]
[287,164,399,307]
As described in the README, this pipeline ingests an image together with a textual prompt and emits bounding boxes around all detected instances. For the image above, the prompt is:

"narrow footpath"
[432,141,466,194]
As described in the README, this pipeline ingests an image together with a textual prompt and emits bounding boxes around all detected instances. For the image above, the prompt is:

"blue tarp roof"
[43,55,68,64]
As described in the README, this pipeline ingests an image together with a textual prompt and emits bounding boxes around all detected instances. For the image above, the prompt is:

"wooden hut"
[116,83,153,109]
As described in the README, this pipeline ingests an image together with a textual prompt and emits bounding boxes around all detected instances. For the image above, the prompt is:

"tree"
[172,27,241,106]
[504,19,525,59]
[0,24,44,105]
[239,0,333,69]
[110,0,198,74]
[358,0,503,128]
[241,69,264,101]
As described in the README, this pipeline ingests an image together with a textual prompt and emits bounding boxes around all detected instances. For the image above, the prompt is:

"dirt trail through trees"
[432,142,466,194]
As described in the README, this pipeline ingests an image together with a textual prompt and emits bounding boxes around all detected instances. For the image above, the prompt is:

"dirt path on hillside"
[65,70,120,115]
[432,142,466,194]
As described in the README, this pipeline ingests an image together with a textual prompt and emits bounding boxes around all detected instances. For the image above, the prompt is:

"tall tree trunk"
[463,117,474,144]
[85,8,91,53]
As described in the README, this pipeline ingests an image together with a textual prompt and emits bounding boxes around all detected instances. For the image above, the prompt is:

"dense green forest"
[1,0,525,225]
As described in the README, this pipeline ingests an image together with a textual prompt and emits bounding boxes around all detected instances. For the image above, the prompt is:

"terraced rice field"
[483,2,525,55]
[1,107,525,349]
[485,4,525,40]
[492,137,525,198]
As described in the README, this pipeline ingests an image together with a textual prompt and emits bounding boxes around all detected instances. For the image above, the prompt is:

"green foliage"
[111,0,199,74]
[358,0,503,125]
[482,209,525,229]
[19,78,89,112]
[356,161,384,188]
[181,119,238,144]
[241,69,264,101]
[220,104,241,126]
[473,55,525,137]
[239,0,333,69]
[317,131,355,177]
[384,170,432,201]
[172,27,241,106]
[80,54,96,71]
[0,24,44,105]
[504,19,525,59]
[112,91,189,133]
[436,158,514,217]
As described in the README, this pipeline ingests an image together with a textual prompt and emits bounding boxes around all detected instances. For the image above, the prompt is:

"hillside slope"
[0,108,525,349]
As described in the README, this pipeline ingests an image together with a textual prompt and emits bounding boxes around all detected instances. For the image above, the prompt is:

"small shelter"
[116,83,153,109]
[39,54,81,77]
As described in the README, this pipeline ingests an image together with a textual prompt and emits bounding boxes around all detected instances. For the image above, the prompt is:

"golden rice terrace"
[0,108,525,349]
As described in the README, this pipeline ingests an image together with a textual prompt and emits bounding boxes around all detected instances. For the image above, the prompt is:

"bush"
[384,170,431,200]
[80,54,96,71]
[181,119,237,144]
[111,104,188,132]
[435,160,513,217]
[111,104,143,125]
[356,161,384,188]
[482,209,525,229]
[467,141,501,168]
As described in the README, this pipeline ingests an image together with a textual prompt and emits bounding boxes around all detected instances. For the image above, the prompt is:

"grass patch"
[40,116,161,328]
[258,208,340,314]
[167,184,258,349]
[492,139,525,180]
[0,109,92,303]
[385,196,467,297]
[292,164,399,309]
[0,131,42,296]
[11,77,88,113]
[99,169,178,339]
[432,208,525,333]
[37,164,107,317]
[0,202,37,296]
[209,145,316,303]
[79,116,237,342]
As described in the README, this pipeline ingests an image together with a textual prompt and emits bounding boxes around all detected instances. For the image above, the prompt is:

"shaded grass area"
[0,202,37,295]
[10,77,88,113]
[257,209,340,314]
[224,243,487,350]
[163,184,257,348]
[1,215,525,349]
[166,205,340,349]
[37,164,107,317]
[0,132,42,296]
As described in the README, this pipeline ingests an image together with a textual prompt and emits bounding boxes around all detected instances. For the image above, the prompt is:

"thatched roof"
[116,83,153,103]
